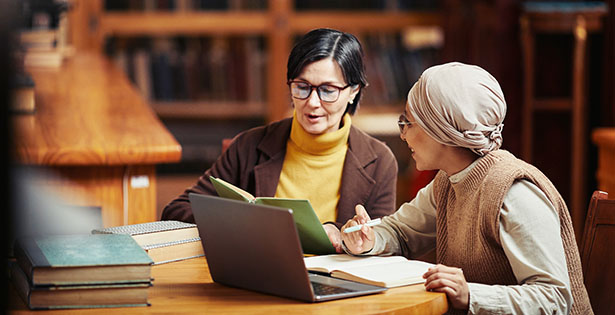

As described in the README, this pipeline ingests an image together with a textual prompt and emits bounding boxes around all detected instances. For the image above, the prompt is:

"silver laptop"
[189,193,387,302]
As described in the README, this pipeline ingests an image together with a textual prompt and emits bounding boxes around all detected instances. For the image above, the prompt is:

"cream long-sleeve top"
[362,159,573,314]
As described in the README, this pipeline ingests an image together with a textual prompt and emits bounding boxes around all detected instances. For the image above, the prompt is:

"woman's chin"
[301,122,328,135]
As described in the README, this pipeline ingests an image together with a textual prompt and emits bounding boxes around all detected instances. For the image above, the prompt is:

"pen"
[343,218,382,233]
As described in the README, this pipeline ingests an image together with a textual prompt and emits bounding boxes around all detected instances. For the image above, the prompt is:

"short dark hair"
[287,28,367,115]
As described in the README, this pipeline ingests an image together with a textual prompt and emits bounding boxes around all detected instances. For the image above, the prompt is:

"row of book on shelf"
[105,0,267,11]
[106,36,266,103]
[10,220,203,309]
[104,0,438,11]
[105,29,442,107]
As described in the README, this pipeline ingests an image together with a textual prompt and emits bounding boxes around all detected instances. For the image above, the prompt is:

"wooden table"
[8,257,448,314]
[12,53,182,227]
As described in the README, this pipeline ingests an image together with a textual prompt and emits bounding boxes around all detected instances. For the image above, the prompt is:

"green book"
[14,234,153,286]
[209,176,336,255]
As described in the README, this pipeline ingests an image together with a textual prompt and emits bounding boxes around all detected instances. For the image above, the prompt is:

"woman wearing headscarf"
[341,62,592,314]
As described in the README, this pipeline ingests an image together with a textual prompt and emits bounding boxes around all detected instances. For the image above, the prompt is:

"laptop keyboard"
[311,281,355,296]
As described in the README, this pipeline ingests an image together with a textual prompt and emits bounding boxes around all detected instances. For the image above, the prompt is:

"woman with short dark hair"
[162,28,398,252]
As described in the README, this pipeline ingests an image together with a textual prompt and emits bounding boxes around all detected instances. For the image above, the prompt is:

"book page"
[304,254,407,273]
[209,176,255,201]
[332,260,434,288]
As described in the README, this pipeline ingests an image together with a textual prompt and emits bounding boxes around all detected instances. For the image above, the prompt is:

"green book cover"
[14,234,153,286]
[209,176,336,255]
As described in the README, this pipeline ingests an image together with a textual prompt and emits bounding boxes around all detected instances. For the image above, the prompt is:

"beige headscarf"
[407,62,506,156]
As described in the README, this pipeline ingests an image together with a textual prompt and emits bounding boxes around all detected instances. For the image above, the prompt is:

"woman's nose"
[306,89,322,107]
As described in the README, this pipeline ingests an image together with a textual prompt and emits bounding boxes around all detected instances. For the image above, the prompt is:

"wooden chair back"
[580,190,615,315]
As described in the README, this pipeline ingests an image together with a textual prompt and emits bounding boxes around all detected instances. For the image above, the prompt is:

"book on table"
[209,176,336,255]
[92,220,205,264]
[11,72,36,113]
[13,234,153,286]
[304,254,435,288]
[9,261,151,310]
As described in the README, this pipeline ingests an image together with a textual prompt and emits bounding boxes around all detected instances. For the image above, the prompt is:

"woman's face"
[291,58,359,134]
[400,108,447,171]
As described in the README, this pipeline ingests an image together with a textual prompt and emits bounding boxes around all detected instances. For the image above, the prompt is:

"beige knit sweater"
[432,150,592,315]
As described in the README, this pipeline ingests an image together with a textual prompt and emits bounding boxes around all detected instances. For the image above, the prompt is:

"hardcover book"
[304,254,434,288]
[92,220,200,247]
[92,221,204,264]
[10,261,151,310]
[142,238,204,265]
[209,176,336,255]
[13,234,153,286]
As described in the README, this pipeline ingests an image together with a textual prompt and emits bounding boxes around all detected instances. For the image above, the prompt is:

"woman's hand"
[323,223,343,253]
[423,264,470,310]
[340,205,375,254]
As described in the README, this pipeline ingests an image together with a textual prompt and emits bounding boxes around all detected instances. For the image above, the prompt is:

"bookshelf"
[520,2,608,241]
[67,0,443,122]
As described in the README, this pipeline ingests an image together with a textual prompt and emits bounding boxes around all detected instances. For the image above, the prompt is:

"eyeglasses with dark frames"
[287,80,351,103]
[398,114,414,133]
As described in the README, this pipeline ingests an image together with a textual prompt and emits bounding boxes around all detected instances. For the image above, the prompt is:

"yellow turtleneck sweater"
[275,111,351,223]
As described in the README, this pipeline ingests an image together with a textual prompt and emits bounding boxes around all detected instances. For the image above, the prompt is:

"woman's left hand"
[322,223,343,253]
[423,264,470,310]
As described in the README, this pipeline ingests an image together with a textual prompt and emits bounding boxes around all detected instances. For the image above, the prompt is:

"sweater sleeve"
[160,135,246,223]
[363,180,437,258]
[467,180,572,314]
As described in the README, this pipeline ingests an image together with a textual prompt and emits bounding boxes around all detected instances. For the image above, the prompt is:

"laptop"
[189,193,387,302]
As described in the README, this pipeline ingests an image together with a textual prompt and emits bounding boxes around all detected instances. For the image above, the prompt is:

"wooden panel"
[25,165,158,227]
[267,0,292,122]
[289,12,442,33]
[533,98,572,111]
[99,12,270,36]
[152,101,265,119]
[524,11,606,32]
[125,165,157,224]
[28,166,124,227]
[14,53,181,166]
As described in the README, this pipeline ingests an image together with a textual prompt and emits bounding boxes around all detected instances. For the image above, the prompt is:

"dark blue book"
[14,234,153,286]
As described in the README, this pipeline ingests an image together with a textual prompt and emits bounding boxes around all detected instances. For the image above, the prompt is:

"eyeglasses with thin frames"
[398,114,414,134]
[287,80,351,103]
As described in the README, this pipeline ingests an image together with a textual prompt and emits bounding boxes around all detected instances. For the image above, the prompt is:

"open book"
[209,176,336,255]
[304,254,434,288]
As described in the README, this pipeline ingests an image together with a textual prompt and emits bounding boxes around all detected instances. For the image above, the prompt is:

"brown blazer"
[161,117,398,228]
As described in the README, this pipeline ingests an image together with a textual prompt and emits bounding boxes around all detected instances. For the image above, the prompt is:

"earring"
[349,100,354,104]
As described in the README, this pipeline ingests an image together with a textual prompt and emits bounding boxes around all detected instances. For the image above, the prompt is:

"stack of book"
[92,220,205,265]
[10,234,153,310]
[19,29,64,68]
[11,72,36,113]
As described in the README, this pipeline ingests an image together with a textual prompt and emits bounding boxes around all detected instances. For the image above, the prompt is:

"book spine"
[13,239,39,286]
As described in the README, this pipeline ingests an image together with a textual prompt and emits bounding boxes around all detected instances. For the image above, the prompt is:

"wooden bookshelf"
[520,2,608,240]
[67,0,443,122]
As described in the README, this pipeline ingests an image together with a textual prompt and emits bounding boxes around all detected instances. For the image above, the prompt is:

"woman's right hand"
[341,205,376,254]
